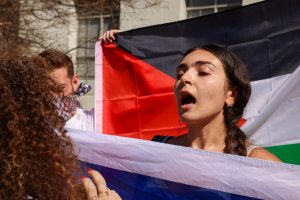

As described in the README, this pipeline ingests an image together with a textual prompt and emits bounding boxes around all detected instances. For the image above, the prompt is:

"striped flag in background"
[95,0,300,165]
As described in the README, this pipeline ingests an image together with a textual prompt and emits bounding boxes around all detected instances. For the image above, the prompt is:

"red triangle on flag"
[102,43,187,140]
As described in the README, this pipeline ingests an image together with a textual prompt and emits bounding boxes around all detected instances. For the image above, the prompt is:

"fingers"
[100,30,114,43]
[82,169,122,200]
[88,169,108,195]
[99,29,120,43]
[81,176,99,200]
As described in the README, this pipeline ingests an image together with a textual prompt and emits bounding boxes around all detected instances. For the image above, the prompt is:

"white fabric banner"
[69,128,300,199]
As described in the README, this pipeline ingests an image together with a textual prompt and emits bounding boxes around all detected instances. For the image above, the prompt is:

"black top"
[152,135,175,143]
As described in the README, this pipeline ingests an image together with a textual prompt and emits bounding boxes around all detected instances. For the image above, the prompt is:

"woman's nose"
[181,70,192,85]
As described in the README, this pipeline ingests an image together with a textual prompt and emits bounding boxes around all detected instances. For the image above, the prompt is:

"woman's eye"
[198,71,210,76]
[176,73,183,80]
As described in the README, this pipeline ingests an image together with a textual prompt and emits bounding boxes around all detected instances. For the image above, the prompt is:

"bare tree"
[0,0,162,57]
[0,0,21,58]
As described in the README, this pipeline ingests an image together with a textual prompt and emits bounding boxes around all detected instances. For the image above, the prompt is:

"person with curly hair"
[0,56,80,199]
[0,56,121,199]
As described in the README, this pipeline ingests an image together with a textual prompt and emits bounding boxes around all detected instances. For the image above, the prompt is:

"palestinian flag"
[95,0,300,165]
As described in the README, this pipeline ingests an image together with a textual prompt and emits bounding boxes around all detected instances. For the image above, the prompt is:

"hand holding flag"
[82,169,122,200]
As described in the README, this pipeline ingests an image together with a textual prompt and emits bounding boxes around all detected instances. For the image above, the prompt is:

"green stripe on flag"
[266,143,300,165]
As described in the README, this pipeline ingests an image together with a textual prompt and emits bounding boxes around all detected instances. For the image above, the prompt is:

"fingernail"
[87,168,93,173]
[80,176,87,180]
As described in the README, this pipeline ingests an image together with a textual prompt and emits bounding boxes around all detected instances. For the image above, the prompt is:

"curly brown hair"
[0,56,81,199]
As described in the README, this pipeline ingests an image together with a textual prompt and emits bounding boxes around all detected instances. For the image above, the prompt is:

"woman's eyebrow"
[192,61,217,69]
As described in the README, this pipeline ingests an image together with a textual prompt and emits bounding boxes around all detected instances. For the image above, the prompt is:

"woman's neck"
[186,112,227,153]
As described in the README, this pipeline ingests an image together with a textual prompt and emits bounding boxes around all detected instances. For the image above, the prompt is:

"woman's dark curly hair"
[182,44,251,156]
[0,56,80,199]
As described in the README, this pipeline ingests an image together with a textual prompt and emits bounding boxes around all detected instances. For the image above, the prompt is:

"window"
[76,15,113,85]
[186,0,242,18]
[73,0,120,108]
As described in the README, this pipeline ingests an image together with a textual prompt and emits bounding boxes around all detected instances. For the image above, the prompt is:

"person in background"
[100,31,281,162]
[38,49,95,132]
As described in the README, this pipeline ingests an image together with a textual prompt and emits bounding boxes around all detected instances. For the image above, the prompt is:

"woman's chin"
[180,112,209,125]
[180,113,197,124]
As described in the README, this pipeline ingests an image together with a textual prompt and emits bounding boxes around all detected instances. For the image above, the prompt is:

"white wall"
[120,0,265,31]
[120,0,186,31]
[242,0,264,6]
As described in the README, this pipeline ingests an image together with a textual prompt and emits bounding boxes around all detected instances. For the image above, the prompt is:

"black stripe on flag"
[116,0,300,81]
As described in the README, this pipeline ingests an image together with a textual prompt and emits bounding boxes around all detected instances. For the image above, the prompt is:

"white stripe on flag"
[95,42,103,132]
[68,128,300,199]
[243,65,300,146]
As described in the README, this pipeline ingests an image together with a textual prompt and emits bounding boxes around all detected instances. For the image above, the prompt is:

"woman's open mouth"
[180,91,196,111]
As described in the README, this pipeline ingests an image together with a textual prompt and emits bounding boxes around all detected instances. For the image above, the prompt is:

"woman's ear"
[225,88,237,107]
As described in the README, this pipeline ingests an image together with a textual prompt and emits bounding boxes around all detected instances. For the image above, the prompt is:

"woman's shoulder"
[246,141,281,162]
